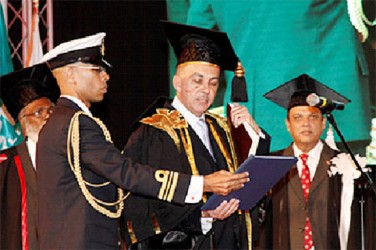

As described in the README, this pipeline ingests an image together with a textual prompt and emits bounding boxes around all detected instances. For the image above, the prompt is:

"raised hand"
[230,102,260,132]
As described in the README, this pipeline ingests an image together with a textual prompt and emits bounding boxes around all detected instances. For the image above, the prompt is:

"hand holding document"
[202,155,297,210]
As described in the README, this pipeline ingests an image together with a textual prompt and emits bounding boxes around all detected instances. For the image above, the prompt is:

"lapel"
[206,115,230,171]
[283,142,337,202]
[16,141,37,193]
[282,145,306,203]
[190,124,214,160]
[162,103,228,174]
[208,128,228,171]
[188,125,223,175]
[309,143,334,194]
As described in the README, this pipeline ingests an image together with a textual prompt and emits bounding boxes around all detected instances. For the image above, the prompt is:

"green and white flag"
[0,3,23,150]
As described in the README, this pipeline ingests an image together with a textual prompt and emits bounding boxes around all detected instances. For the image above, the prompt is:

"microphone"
[306,93,345,112]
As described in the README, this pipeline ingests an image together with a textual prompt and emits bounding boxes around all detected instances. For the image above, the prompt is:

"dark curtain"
[53,0,169,149]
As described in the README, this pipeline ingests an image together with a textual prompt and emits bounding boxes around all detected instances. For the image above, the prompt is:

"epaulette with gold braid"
[141,108,188,150]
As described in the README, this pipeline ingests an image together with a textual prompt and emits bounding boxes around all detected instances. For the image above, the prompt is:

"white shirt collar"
[293,140,323,180]
[61,95,92,115]
[172,97,214,158]
[26,138,37,170]
[172,96,205,125]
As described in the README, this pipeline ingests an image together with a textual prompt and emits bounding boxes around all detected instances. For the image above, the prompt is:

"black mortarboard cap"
[40,32,111,69]
[0,63,60,121]
[161,20,248,102]
[263,74,350,111]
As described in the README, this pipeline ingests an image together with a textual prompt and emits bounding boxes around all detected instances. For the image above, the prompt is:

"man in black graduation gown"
[0,63,59,250]
[37,32,249,249]
[122,22,271,249]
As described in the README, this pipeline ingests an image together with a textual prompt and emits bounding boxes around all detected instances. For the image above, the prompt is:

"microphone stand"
[325,112,375,250]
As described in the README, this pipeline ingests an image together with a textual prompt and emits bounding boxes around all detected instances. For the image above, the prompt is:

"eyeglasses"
[22,106,54,119]
[68,65,106,73]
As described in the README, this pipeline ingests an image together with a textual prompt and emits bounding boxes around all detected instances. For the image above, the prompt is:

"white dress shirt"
[172,97,214,157]
[293,141,324,181]
[172,97,214,232]
[26,138,37,169]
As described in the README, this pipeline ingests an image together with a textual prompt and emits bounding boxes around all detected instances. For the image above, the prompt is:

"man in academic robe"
[261,74,351,249]
[122,22,271,250]
[0,63,59,250]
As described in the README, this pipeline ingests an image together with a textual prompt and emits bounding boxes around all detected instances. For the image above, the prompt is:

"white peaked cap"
[40,32,111,69]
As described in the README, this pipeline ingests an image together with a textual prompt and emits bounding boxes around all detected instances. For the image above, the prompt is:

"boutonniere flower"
[328,153,369,180]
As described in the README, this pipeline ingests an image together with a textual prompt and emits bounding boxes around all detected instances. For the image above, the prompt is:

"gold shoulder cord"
[67,111,129,218]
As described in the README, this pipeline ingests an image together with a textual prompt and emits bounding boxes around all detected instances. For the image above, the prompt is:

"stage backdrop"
[54,0,169,149]
[42,0,376,151]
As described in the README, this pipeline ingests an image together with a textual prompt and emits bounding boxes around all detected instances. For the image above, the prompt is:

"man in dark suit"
[261,74,352,249]
[0,63,59,250]
[121,22,271,249]
[37,32,249,249]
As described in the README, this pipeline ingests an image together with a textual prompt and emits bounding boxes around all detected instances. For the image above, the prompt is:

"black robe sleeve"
[122,123,202,246]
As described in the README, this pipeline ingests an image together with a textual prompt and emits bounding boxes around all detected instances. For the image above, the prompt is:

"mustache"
[196,95,209,101]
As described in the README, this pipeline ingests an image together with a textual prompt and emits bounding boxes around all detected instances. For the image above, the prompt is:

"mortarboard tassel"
[325,124,338,150]
[231,62,248,102]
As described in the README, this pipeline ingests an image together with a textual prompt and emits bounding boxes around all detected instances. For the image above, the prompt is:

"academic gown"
[122,102,271,249]
[0,142,38,249]
[37,97,192,249]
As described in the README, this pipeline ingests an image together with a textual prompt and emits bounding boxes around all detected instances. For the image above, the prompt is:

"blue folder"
[201,155,297,210]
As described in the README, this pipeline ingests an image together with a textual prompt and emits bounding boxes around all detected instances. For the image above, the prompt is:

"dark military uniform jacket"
[0,142,38,249]
[122,102,270,249]
[37,97,192,249]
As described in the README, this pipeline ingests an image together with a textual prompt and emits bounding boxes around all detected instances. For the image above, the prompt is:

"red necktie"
[300,153,313,250]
